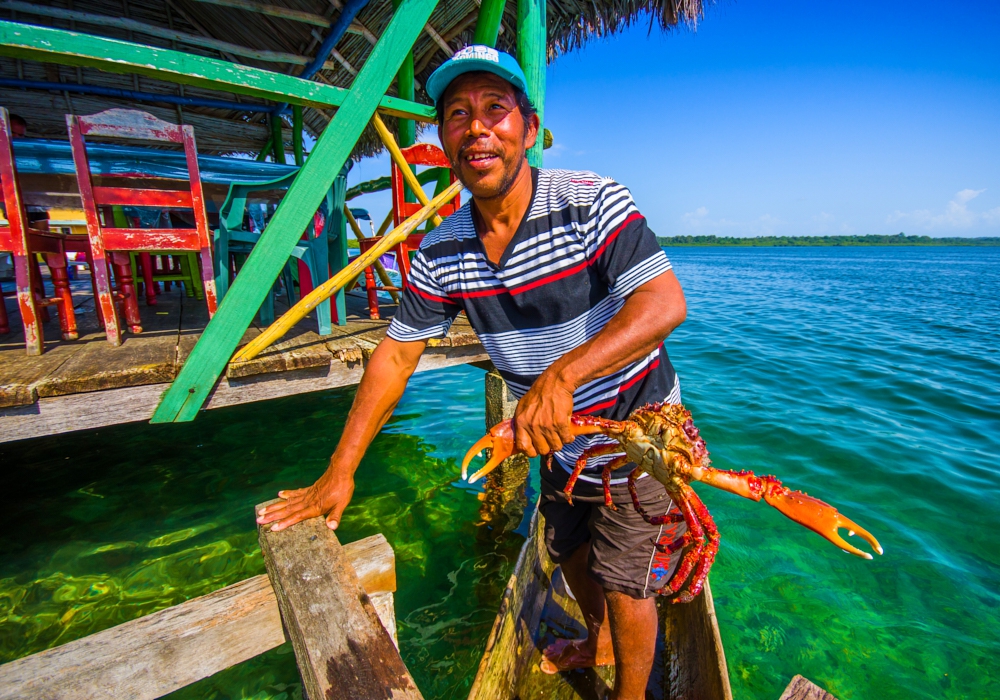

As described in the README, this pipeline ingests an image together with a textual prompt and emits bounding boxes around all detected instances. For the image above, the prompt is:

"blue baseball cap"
[426,45,528,104]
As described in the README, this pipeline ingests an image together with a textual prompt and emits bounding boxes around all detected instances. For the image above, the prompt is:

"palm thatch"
[0,0,707,157]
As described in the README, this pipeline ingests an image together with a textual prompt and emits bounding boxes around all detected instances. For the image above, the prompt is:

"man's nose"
[467,119,490,138]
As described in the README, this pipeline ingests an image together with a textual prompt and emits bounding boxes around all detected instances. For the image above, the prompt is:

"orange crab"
[462,402,883,603]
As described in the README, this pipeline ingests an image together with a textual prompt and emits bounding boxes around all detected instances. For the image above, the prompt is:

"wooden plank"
[226,329,334,379]
[0,534,395,700]
[778,675,839,700]
[663,578,733,700]
[151,0,442,424]
[0,345,488,443]
[0,21,436,123]
[0,342,79,407]
[259,510,422,699]
[473,0,507,46]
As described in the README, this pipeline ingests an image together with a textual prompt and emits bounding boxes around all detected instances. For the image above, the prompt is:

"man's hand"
[255,337,425,533]
[514,368,576,457]
[256,466,355,532]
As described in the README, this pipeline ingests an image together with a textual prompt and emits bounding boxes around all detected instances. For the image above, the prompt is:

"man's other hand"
[514,369,576,457]
[256,467,355,532]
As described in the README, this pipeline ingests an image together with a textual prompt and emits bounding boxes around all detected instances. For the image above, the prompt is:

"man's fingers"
[270,504,320,532]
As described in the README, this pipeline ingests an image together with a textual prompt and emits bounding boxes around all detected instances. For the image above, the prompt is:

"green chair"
[214,161,351,333]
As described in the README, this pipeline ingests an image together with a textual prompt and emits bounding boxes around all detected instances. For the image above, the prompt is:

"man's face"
[437,72,539,201]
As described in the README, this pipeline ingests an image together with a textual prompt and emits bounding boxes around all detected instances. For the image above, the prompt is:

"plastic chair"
[0,107,77,354]
[67,108,217,346]
[359,143,459,320]
[214,161,351,334]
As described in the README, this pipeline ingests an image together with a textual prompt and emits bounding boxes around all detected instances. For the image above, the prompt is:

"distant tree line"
[656,233,1000,247]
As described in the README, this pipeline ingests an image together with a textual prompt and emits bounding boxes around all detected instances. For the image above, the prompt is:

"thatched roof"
[0,0,706,157]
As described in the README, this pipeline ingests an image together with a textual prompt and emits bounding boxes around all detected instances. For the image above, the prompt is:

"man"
[257,46,688,700]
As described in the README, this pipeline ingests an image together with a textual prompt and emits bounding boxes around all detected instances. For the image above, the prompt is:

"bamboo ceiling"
[0,0,706,156]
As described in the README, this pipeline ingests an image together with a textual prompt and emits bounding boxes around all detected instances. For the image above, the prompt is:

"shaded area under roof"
[0,0,706,157]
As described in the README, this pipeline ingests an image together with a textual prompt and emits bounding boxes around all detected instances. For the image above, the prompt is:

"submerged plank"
[259,509,422,700]
[778,675,839,700]
[0,533,395,700]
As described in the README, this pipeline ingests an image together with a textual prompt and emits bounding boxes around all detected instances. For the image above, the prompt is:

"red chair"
[359,143,459,320]
[0,107,77,355]
[67,108,217,346]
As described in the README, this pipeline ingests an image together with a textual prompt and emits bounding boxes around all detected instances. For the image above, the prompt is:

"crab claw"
[462,419,517,483]
[764,488,884,559]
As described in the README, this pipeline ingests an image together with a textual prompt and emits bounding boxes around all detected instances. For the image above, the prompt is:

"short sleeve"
[588,180,672,299]
[386,249,462,342]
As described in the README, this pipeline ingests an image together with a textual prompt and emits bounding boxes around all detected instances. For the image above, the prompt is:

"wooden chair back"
[390,143,459,226]
[67,108,217,346]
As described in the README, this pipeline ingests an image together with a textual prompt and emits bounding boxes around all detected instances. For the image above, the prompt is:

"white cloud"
[888,189,998,231]
[678,207,782,236]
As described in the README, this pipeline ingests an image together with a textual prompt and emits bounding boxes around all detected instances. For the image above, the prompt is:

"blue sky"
[349,0,1000,238]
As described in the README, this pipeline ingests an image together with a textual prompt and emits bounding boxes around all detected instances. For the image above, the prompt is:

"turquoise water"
[2,246,999,699]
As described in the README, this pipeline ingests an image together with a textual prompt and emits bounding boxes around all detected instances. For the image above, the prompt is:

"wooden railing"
[0,505,416,699]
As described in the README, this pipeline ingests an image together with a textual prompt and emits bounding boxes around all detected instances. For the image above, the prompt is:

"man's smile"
[461,148,502,170]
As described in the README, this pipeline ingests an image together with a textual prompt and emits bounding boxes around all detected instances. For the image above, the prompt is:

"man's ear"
[524,113,540,150]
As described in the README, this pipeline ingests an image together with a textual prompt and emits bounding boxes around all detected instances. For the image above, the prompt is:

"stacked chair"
[0,107,78,355]
[67,108,217,346]
[358,143,459,320]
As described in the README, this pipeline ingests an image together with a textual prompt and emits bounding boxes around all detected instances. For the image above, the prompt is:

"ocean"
[2,245,998,699]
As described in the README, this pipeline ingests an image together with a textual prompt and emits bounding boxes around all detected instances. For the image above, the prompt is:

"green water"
[3,246,999,699]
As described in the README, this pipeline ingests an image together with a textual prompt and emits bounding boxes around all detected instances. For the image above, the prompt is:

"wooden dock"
[0,280,486,443]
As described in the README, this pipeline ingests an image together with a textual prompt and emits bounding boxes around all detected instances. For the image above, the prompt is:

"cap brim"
[426,60,528,104]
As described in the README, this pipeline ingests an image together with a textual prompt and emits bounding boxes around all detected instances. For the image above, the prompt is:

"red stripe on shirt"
[579,351,661,414]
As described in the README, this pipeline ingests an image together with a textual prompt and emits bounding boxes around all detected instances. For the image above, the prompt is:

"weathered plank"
[226,329,334,379]
[0,342,79,407]
[259,510,422,699]
[663,578,733,700]
[151,0,443,424]
[0,344,487,443]
[778,675,839,700]
[0,534,395,700]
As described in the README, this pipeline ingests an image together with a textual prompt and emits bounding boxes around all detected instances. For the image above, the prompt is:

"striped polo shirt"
[387,168,680,483]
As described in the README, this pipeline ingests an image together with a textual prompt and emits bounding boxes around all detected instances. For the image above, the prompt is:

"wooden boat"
[468,508,733,700]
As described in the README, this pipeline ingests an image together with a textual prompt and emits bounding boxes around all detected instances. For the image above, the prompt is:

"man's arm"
[256,337,427,531]
[514,270,686,456]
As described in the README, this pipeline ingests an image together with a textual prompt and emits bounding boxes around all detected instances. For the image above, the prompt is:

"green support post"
[0,21,437,123]
[292,105,304,166]
[517,0,545,167]
[270,114,285,164]
[151,0,441,424]
[255,134,274,162]
[474,0,507,47]
[392,0,417,203]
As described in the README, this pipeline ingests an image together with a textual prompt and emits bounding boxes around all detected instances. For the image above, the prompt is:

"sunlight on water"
[2,246,998,699]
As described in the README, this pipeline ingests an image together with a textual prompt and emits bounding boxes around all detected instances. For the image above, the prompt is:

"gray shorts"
[538,463,688,599]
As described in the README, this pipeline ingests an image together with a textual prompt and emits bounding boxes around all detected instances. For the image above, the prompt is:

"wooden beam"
[150,0,441,423]
[473,0,507,47]
[0,534,396,700]
[371,113,443,225]
[424,22,454,56]
[0,21,437,123]
[0,0,338,70]
[259,513,422,699]
[189,0,330,27]
[516,0,546,167]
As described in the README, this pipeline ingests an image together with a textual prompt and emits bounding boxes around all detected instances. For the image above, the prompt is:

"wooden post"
[292,105,304,166]
[255,133,273,162]
[778,676,839,700]
[480,367,530,532]
[150,0,441,424]
[473,0,507,47]
[392,0,417,203]
[258,511,422,700]
[516,0,545,167]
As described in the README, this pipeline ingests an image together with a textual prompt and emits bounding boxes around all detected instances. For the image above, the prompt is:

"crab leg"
[691,466,883,559]
[626,470,686,526]
[672,485,720,604]
[662,481,706,600]
[566,443,626,505]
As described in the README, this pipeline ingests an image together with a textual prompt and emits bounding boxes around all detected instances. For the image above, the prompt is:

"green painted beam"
[473,0,507,47]
[292,105,304,166]
[150,0,441,423]
[255,134,273,162]
[0,20,436,123]
[516,0,546,167]
[270,113,286,163]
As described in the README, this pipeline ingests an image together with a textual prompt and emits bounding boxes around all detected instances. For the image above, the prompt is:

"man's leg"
[556,540,614,662]
[605,590,658,700]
